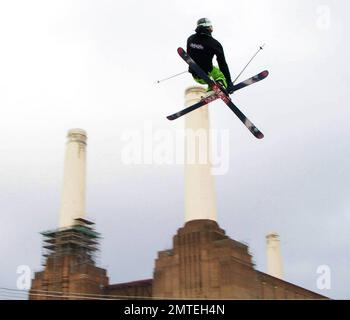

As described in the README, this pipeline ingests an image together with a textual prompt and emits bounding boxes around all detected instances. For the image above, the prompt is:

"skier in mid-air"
[168,22,268,138]
[187,18,235,94]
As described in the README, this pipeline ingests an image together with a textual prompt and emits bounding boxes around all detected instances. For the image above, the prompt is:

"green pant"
[193,66,227,91]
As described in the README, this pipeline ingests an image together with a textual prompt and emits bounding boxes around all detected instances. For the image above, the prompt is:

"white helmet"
[197,18,213,28]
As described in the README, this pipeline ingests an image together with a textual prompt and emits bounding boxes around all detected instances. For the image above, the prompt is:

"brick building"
[30,218,326,300]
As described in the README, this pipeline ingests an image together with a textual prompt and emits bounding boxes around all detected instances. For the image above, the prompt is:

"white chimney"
[59,129,87,228]
[266,232,284,279]
[184,87,217,222]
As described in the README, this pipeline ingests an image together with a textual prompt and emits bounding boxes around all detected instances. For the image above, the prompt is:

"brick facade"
[153,220,326,299]
[30,255,108,300]
[30,220,326,300]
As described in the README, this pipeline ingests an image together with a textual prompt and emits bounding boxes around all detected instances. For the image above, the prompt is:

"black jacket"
[187,28,232,83]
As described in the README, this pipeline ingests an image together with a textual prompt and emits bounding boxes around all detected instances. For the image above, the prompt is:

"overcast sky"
[0,0,349,299]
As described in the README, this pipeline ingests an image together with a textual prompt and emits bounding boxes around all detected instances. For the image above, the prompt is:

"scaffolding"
[41,218,101,268]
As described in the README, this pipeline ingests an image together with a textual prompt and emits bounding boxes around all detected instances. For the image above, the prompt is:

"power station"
[30,88,326,300]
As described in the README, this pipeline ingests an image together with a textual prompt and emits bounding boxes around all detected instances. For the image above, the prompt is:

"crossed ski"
[167,70,268,121]
[167,47,268,140]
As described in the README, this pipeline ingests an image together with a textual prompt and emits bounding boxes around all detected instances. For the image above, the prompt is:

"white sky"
[0,0,349,299]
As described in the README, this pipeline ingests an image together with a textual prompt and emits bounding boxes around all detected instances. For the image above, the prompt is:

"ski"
[167,70,269,121]
[167,92,219,121]
[233,70,269,91]
[176,47,264,139]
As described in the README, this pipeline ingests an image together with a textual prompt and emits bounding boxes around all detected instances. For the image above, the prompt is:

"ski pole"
[155,70,188,84]
[233,44,266,84]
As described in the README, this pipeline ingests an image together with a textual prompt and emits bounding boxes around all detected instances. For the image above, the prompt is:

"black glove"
[226,82,234,94]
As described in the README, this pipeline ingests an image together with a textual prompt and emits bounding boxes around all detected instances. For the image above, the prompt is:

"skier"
[187,18,235,94]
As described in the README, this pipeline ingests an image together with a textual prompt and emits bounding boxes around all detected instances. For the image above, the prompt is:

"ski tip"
[177,47,184,55]
[261,70,269,78]
[256,132,264,139]
[252,127,264,139]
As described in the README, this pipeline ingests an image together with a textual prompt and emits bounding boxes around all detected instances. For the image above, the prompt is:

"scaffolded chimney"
[59,129,87,228]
